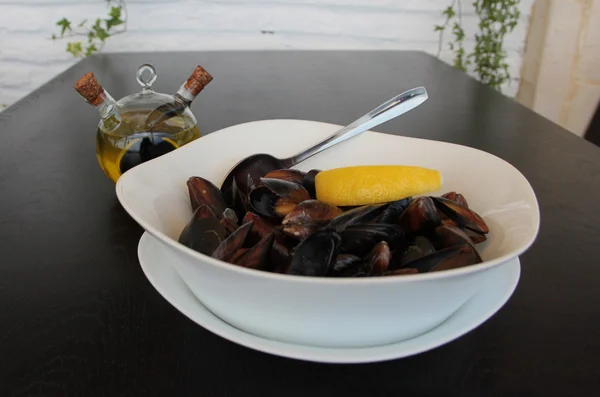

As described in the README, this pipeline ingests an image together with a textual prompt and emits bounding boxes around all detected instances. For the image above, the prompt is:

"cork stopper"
[74,72,104,106]
[183,65,213,96]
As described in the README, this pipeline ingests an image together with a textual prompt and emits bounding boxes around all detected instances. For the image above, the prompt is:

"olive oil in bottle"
[74,64,212,183]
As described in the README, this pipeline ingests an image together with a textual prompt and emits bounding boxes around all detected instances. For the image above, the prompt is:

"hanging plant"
[434,0,521,93]
[51,0,128,58]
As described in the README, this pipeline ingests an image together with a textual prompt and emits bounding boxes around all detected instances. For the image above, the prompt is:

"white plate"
[138,231,521,364]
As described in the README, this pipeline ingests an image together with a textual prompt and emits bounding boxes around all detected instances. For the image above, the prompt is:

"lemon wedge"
[315,165,442,206]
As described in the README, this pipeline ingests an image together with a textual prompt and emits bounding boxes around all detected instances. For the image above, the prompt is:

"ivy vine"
[434,0,521,92]
[51,0,128,58]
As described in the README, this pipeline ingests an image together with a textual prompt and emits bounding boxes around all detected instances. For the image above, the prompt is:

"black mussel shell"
[366,241,391,276]
[242,212,292,264]
[404,244,482,273]
[302,169,321,198]
[377,197,414,224]
[465,228,487,244]
[340,223,405,257]
[212,221,253,262]
[431,197,488,234]
[391,236,435,269]
[282,200,343,240]
[328,254,369,277]
[397,196,441,237]
[178,205,228,255]
[325,204,385,233]
[433,225,474,250]
[260,178,311,203]
[235,233,275,271]
[187,176,228,217]
[248,185,279,219]
[231,178,250,223]
[288,229,342,277]
[441,191,469,208]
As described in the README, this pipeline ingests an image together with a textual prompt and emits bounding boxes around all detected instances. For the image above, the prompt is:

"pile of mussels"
[178,169,490,277]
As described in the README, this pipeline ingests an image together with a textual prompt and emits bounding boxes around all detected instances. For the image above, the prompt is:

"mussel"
[178,205,228,255]
[249,178,311,219]
[282,200,343,240]
[187,176,228,217]
[302,169,320,198]
[328,254,366,277]
[212,221,253,262]
[366,241,391,276]
[392,236,435,269]
[442,191,469,208]
[431,197,488,234]
[288,229,342,277]
[402,244,482,273]
[397,196,441,237]
[325,204,385,232]
[235,233,275,270]
[377,197,414,224]
[340,223,405,257]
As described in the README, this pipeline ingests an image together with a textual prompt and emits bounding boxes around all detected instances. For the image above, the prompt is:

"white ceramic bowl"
[116,119,540,348]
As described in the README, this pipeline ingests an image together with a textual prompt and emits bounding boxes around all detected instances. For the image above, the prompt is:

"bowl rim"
[116,119,541,285]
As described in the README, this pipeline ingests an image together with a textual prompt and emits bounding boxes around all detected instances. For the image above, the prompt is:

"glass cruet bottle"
[74,63,213,183]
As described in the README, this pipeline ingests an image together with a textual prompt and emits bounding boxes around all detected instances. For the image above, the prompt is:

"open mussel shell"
[187,176,228,217]
[260,178,311,203]
[178,205,228,256]
[397,196,441,237]
[288,229,342,277]
[249,178,311,219]
[340,223,405,257]
[431,196,489,234]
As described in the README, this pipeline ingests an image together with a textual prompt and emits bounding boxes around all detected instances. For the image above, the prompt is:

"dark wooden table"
[1,51,599,396]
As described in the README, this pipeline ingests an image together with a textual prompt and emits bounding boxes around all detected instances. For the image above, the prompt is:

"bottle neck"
[93,90,122,131]
[173,84,196,107]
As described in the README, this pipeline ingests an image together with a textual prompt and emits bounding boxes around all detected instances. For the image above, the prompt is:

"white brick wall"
[0,0,533,109]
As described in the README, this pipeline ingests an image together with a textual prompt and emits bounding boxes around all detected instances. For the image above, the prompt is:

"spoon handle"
[285,86,428,167]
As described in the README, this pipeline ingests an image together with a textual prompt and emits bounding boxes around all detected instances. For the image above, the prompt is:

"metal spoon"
[220,86,428,198]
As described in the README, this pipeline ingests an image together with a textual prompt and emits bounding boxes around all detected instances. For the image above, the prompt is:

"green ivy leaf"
[442,6,456,19]
[56,18,71,36]
[85,43,98,56]
[94,27,109,41]
[434,25,445,32]
[66,41,83,57]
[109,6,121,19]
